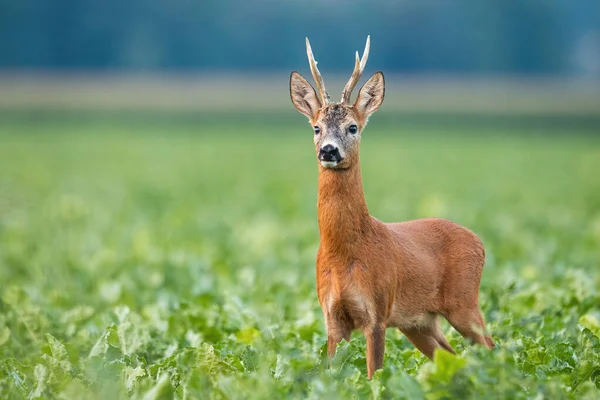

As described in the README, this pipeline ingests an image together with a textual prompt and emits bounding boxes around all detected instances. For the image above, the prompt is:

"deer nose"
[319,144,341,162]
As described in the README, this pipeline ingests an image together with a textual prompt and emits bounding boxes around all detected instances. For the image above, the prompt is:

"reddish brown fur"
[290,39,494,379]
[315,143,495,378]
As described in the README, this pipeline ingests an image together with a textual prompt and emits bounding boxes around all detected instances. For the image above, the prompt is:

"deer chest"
[319,272,374,330]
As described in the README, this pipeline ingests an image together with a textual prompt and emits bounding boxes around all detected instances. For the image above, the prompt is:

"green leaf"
[386,371,426,400]
[236,327,261,345]
[88,324,121,359]
[46,333,69,362]
[124,366,146,392]
[1,359,28,394]
[0,326,10,346]
[141,373,172,400]
[27,364,47,400]
[431,349,467,383]
[580,314,600,337]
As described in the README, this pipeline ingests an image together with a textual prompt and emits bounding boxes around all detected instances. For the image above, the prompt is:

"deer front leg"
[325,315,352,366]
[365,322,386,379]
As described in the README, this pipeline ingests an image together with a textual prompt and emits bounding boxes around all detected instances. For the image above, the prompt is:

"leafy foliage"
[0,118,599,398]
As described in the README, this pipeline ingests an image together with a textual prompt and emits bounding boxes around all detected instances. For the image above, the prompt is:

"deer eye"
[348,125,358,134]
[314,126,321,135]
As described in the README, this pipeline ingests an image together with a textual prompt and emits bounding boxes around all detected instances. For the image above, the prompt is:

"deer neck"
[317,161,371,253]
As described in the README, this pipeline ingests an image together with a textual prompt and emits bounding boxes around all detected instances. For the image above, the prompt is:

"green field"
[0,113,599,399]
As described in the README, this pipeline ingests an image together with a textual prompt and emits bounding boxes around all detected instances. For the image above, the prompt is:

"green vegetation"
[0,115,599,399]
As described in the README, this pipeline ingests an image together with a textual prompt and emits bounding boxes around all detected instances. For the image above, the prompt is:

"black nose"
[319,144,341,162]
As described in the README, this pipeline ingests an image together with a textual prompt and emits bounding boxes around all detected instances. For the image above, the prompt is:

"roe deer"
[289,36,495,379]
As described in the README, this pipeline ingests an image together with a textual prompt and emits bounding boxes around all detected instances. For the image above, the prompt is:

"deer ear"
[354,72,385,119]
[290,72,321,120]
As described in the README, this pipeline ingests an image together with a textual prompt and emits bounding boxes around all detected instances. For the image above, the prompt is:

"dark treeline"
[0,0,598,75]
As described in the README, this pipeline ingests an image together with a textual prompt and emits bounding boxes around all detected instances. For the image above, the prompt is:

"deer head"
[290,36,385,170]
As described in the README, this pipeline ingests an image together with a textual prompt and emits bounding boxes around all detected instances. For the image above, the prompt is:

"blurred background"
[0,0,599,118]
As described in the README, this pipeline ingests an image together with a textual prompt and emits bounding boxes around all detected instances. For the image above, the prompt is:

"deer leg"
[326,317,352,367]
[364,323,386,379]
[401,318,455,359]
[327,330,351,358]
[433,331,456,355]
[446,308,495,349]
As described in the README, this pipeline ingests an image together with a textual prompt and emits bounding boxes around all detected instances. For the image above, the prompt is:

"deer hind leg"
[400,317,455,360]
[446,307,495,349]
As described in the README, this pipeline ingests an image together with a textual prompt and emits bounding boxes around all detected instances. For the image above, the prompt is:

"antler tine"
[341,35,371,104]
[306,37,330,105]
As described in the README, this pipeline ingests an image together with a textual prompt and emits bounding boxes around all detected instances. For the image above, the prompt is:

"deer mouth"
[320,158,344,169]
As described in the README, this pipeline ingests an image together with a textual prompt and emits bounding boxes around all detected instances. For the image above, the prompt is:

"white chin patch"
[320,161,339,168]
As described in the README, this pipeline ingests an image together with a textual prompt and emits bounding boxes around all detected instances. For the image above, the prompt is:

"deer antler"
[341,35,370,104]
[306,38,330,105]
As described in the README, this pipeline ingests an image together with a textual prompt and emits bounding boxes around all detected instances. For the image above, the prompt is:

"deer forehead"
[317,104,356,129]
